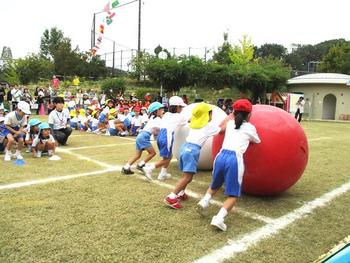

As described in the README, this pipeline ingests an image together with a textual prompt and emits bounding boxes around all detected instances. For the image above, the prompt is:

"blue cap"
[148,102,163,113]
[28,119,41,127]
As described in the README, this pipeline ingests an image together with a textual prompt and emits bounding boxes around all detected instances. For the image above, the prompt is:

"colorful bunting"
[90,1,119,57]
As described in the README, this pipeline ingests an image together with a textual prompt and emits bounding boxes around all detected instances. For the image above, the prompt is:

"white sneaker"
[142,165,153,180]
[157,172,171,180]
[15,151,23,160]
[25,147,31,153]
[36,151,42,158]
[196,201,209,217]
[211,216,227,231]
[4,151,11,161]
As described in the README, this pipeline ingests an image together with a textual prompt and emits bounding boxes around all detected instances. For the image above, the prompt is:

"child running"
[143,96,187,180]
[196,99,261,231]
[32,122,57,158]
[121,102,164,175]
[164,103,221,209]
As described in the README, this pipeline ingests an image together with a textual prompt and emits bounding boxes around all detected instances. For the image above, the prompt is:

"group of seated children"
[68,98,150,137]
[0,101,58,161]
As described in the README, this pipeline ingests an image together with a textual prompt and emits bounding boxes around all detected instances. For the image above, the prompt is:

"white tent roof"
[288,73,350,85]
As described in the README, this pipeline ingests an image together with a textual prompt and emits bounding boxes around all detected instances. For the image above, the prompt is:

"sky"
[1,0,350,61]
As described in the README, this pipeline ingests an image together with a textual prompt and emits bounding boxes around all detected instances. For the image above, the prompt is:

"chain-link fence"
[100,47,215,72]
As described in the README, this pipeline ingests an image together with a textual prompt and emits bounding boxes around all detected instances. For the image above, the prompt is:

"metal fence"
[100,47,215,72]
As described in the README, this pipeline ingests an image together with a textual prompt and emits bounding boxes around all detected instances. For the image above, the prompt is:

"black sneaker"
[121,167,134,175]
[136,164,145,171]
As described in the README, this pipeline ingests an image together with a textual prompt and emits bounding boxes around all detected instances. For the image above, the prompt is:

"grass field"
[1,120,350,262]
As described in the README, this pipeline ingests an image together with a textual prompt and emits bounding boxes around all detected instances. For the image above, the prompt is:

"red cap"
[232,99,252,113]
[133,106,141,112]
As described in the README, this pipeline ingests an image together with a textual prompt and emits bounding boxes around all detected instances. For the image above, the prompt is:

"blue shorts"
[70,122,78,129]
[2,126,24,140]
[123,119,131,129]
[136,131,152,151]
[108,128,118,136]
[131,126,141,136]
[157,128,174,159]
[179,143,201,174]
[91,125,98,132]
[98,113,107,123]
[211,149,241,197]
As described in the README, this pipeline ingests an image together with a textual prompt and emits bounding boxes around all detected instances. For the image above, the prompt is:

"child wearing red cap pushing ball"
[197,99,261,231]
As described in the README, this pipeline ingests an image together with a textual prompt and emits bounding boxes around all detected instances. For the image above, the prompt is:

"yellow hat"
[69,110,76,117]
[109,108,117,115]
[91,110,98,117]
[79,109,86,115]
[189,103,213,129]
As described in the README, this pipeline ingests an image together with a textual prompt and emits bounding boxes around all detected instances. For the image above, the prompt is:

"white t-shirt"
[101,106,110,116]
[186,122,221,147]
[78,115,88,124]
[91,118,99,127]
[160,112,187,133]
[48,109,70,130]
[297,100,305,113]
[221,121,261,155]
[131,115,143,127]
[4,111,27,128]
[142,116,162,134]
[117,114,126,122]
[32,134,55,147]
[141,114,149,124]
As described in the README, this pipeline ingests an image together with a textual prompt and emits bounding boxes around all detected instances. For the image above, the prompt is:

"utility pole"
[138,0,141,55]
[91,13,96,49]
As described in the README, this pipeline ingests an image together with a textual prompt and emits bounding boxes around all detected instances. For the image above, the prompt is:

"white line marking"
[308,137,332,142]
[1,148,272,223]
[193,180,350,263]
[0,168,119,190]
[65,142,134,151]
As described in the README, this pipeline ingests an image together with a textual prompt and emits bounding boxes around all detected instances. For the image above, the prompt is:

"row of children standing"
[121,97,261,231]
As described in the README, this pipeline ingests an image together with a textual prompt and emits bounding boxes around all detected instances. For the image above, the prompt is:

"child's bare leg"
[222,196,238,212]
[6,134,14,151]
[47,142,55,156]
[127,150,142,166]
[172,172,193,195]
[143,147,156,163]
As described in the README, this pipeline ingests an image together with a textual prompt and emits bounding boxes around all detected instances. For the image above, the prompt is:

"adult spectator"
[11,85,22,111]
[21,87,32,104]
[36,88,45,115]
[6,86,12,110]
[48,96,72,145]
[0,85,5,108]
[295,96,305,122]
[52,75,60,90]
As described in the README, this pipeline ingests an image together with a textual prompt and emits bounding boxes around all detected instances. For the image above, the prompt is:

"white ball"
[172,103,227,170]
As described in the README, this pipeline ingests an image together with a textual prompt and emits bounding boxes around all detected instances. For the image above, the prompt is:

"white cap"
[0,116,4,122]
[169,96,187,107]
[17,101,31,115]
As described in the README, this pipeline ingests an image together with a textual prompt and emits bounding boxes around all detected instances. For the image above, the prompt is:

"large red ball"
[212,105,308,196]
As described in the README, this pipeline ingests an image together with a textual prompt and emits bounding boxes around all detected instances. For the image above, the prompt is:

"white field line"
[64,142,134,151]
[0,168,119,190]
[1,149,272,224]
[308,137,332,142]
[193,180,350,263]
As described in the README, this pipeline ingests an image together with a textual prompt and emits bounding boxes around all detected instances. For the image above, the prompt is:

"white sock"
[48,150,53,156]
[217,207,228,219]
[139,160,145,166]
[124,163,131,169]
[149,164,156,170]
[15,150,21,155]
[178,190,185,196]
[200,193,212,207]
[168,192,177,199]
[161,167,167,174]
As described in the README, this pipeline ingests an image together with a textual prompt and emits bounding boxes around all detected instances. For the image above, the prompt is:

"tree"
[320,43,350,74]
[254,43,287,60]
[212,32,235,64]
[40,27,80,76]
[15,54,54,84]
[229,35,255,65]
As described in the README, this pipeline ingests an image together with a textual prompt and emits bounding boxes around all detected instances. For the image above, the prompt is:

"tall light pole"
[138,0,141,55]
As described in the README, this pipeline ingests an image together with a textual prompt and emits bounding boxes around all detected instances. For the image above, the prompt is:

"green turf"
[0,120,349,262]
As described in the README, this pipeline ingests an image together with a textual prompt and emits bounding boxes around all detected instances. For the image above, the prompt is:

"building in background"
[287,73,350,121]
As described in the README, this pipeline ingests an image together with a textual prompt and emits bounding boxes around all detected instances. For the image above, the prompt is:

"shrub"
[100,78,126,97]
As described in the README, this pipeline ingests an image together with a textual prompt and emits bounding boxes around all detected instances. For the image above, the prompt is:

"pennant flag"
[109,12,116,19]
[99,24,105,33]
[106,17,113,25]
[103,2,111,13]
[111,0,119,9]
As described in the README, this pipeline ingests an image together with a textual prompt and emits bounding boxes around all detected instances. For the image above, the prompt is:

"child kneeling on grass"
[3,101,31,161]
[32,122,57,158]
[24,119,41,153]
[164,103,222,209]
[196,99,261,231]
[121,102,164,175]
